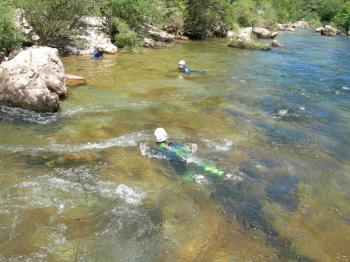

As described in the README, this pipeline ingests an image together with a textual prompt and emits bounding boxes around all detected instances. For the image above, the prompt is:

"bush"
[333,2,350,32]
[113,19,140,48]
[0,2,24,55]
[100,0,166,31]
[231,0,257,27]
[19,0,91,45]
[228,38,271,51]
[185,0,234,39]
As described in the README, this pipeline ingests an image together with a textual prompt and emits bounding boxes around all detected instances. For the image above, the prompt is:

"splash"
[97,182,146,205]
[202,138,233,152]
[0,131,147,153]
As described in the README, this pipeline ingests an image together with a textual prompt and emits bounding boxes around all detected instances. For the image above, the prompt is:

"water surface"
[0,30,349,261]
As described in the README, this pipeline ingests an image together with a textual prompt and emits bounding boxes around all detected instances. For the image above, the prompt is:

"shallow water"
[1,30,349,261]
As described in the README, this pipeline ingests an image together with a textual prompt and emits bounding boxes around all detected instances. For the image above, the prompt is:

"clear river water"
[0,30,349,261]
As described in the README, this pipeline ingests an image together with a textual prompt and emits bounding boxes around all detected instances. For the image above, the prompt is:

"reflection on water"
[0,30,350,261]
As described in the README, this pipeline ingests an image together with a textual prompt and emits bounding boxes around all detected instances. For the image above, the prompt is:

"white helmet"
[154,128,168,143]
[178,60,186,66]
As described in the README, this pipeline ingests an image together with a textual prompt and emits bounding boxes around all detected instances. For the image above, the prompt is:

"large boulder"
[14,9,40,43]
[61,16,118,55]
[0,47,66,112]
[348,30,350,36]
[237,27,253,42]
[292,20,310,29]
[252,27,278,39]
[321,25,338,37]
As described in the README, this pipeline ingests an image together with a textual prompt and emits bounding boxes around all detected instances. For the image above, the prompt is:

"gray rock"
[277,24,295,32]
[321,25,338,37]
[143,24,175,42]
[61,16,118,55]
[226,30,235,38]
[141,24,175,48]
[253,27,278,39]
[0,47,66,112]
[315,27,323,33]
[292,20,310,29]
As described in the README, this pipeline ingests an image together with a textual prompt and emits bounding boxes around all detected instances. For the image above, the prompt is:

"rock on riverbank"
[320,25,340,37]
[253,27,278,39]
[0,47,66,112]
[60,16,118,55]
[227,27,271,51]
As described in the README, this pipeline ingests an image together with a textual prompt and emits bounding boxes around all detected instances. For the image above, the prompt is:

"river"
[0,30,349,261]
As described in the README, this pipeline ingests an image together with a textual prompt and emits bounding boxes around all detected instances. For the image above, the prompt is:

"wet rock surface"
[0,47,66,112]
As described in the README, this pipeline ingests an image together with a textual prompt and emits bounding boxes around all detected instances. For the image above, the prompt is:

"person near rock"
[149,128,226,182]
[178,60,190,73]
[92,47,103,59]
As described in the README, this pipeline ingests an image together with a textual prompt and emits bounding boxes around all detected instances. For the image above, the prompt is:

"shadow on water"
[211,176,311,261]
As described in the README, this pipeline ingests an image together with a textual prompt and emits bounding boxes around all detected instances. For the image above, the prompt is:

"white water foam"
[97,182,145,205]
[0,106,57,125]
[0,131,147,153]
[202,138,233,152]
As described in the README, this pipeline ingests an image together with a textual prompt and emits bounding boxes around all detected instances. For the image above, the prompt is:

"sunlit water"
[0,30,349,261]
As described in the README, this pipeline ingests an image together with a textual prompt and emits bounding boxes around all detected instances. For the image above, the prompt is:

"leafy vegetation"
[228,38,271,50]
[0,2,24,56]
[1,0,350,55]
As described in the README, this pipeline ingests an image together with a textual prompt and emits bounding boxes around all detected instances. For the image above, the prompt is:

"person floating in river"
[92,47,103,59]
[178,60,190,73]
[151,128,235,182]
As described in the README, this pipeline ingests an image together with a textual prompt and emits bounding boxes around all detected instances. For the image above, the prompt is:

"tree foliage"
[0,2,24,55]
[1,0,350,53]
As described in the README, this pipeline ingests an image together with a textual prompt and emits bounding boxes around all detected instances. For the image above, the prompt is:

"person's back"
[150,128,225,181]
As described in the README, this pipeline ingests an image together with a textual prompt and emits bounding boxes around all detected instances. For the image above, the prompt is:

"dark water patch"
[0,106,58,125]
[253,120,311,147]
[266,174,300,211]
[211,179,311,261]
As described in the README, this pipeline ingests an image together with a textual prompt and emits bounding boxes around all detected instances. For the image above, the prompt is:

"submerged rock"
[0,47,66,112]
[321,25,338,37]
[272,40,284,48]
[65,74,86,86]
[252,27,278,39]
[61,16,118,55]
